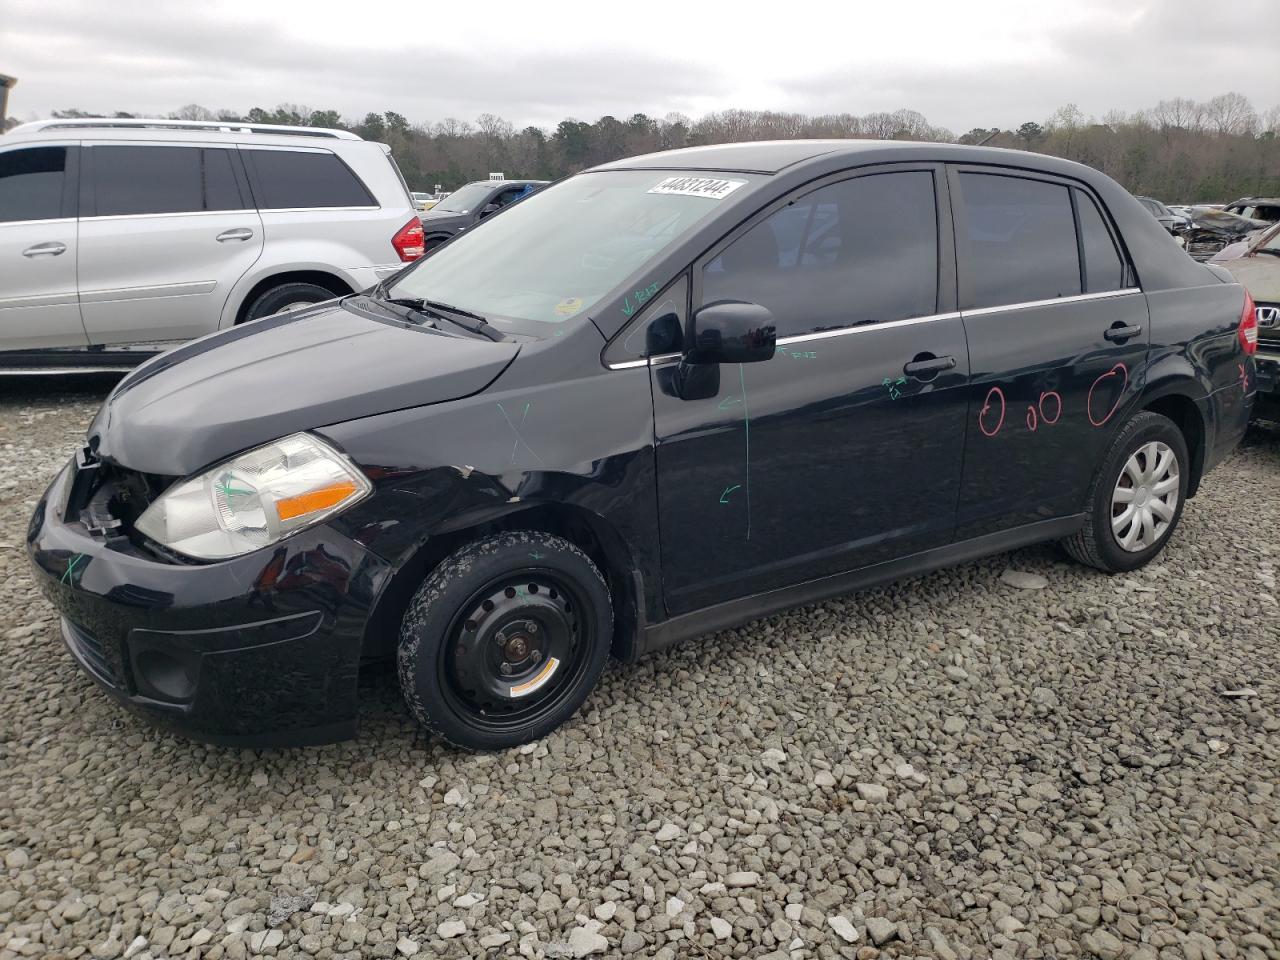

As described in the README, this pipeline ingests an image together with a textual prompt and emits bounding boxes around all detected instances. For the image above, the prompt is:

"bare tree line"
[23,92,1280,202]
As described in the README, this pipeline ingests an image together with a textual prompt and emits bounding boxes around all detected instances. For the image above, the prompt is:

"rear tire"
[1063,411,1189,572]
[242,282,335,322]
[397,531,612,750]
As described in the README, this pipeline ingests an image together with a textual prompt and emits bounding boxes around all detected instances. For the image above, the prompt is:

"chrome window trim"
[0,216,75,227]
[79,209,259,222]
[961,287,1140,318]
[605,288,1142,370]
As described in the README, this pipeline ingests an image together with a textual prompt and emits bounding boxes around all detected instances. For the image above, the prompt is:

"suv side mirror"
[479,202,500,217]
[684,301,777,365]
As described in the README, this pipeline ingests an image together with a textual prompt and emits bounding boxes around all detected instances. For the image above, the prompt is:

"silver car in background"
[0,118,423,372]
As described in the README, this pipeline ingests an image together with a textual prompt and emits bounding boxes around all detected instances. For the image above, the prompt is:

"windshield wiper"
[389,297,507,342]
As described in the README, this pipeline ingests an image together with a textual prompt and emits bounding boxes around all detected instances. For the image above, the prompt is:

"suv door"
[0,143,88,350]
[77,143,264,345]
[949,167,1147,539]
[649,165,971,615]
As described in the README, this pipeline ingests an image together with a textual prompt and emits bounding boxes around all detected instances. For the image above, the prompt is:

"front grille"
[63,619,118,688]
[1257,303,1280,347]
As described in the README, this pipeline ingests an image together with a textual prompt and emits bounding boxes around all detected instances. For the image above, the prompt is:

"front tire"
[1063,411,1189,572]
[397,531,612,750]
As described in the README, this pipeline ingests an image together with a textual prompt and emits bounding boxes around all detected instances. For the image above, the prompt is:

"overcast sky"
[3,0,1277,132]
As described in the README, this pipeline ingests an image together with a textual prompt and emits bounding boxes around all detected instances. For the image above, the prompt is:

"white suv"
[0,118,424,372]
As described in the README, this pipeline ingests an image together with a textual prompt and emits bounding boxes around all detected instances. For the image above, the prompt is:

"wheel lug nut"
[527,622,538,634]
[500,662,512,676]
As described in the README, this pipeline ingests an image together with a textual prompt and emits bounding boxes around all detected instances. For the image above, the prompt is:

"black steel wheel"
[397,531,612,749]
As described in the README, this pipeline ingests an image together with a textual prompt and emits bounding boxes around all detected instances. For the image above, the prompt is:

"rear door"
[950,167,1147,538]
[651,164,971,614]
[0,142,88,350]
[78,142,264,345]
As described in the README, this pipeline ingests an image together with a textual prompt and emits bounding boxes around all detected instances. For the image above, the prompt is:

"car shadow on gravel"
[0,372,125,404]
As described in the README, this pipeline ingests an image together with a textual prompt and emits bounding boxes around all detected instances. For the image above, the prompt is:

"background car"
[0,117,423,372]
[418,179,548,252]
[1224,197,1280,224]
[1214,221,1280,416]
[410,191,439,211]
[1135,195,1184,235]
[1182,205,1269,261]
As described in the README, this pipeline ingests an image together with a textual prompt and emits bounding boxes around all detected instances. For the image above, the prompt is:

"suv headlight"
[135,433,372,560]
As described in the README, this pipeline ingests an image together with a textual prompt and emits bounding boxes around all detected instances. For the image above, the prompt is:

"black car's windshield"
[434,182,495,214]
[387,170,759,331]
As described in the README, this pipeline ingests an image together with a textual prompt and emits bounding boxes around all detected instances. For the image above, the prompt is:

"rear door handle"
[22,242,67,257]
[903,354,957,379]
[1104,323,1142,343]
[216,228,254,242]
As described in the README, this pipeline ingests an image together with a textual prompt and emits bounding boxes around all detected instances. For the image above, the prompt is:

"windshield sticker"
[648,176,747,200]
[554,297,584,317]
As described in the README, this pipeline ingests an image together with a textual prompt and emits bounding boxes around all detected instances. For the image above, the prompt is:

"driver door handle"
[903,355,957,378]
[216,228,254,242]
[1104,323,1142,343]
[22,241,67,257]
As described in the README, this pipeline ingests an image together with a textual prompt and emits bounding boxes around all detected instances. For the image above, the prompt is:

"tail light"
[1238,289,1258,356]
[391,217,425,262]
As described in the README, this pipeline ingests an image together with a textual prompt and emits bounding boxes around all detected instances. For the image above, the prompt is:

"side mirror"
[684,301,776,365]
[479,202,500,217]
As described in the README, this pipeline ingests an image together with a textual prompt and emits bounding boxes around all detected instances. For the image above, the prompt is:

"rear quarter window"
[245,149,376,209]
[1075,190,1127,293]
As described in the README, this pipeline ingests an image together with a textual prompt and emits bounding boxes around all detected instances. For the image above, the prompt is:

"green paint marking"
[719,484,741,504]
[739,363,751,541]
[718,395,742,410]
[61,553,85,585]
[529,551,544,560]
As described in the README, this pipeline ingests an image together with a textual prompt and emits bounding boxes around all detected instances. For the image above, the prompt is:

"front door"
[77,143,263,345]
[949,167,1149,538]
[651,165,971,615]
[0,143,88,350]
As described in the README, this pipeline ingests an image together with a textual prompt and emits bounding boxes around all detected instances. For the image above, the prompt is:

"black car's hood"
[90,300,519,476]
[420,209,469,229]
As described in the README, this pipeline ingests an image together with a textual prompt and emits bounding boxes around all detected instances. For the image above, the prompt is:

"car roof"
[1227,197,1280,206]
[590,138,1113,177]
[4,118,367,149]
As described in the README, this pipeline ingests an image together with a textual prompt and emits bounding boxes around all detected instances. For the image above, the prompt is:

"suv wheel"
[1063,411,1189,572]
[397,531,613,750]
[243,282,335,322]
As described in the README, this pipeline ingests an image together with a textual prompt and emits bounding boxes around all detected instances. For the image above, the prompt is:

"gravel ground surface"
[1,376,1277,960]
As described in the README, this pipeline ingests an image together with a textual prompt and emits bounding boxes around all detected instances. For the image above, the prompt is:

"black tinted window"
[91,146,245,216]
[618,275,687,360]
[0,147,66,223]
[1076,190,1126,293]
[247,149,374,209]
[958,173,1081,309]
[702,171,938,338]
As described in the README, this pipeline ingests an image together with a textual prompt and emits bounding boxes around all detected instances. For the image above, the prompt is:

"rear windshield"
[388,170,760,331]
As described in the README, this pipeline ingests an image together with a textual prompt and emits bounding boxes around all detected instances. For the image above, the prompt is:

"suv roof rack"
[8,118,362,140]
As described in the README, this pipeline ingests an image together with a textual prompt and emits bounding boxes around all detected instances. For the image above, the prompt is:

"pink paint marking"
[1038,391,1062,425]
[978,386,1006,438]
[1025,406,1038,431]
[1087,363,1129,427]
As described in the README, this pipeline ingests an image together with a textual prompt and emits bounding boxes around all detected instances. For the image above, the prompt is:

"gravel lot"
[1,377,1277,960]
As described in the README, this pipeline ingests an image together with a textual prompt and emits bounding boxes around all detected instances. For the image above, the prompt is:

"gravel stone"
[999,568,1049,589]
[0,383,1276,960]
[856,782,889,803]
[396,936,420,956]
[828,916,859,943]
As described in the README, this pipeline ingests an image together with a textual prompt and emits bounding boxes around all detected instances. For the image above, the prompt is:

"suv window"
[958,173,1081,309]
[701,170,939,339]
[615,274,688,361]
[1075,190,1126,293]
[90,146,245,216]
[0,147,67,223]
[246,149,374,209]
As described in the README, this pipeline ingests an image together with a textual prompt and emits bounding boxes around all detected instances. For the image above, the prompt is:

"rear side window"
[958,173,1081,309]
[1075,190,1126,293]
[702,170,939,338]
[245,149,375,209]
[90,146,246,216]
[0,147,66,222]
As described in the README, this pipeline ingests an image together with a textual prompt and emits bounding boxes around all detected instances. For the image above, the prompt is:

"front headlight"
[135,433,372,560]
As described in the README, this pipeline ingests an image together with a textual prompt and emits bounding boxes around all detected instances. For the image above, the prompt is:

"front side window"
[388,170,759,332]
[0,147,66,223]
[90,146,244,216]
[958,173,1081,309]
[1076,190,1126,293]
[701,171,939,339]
[245,149,374,209]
